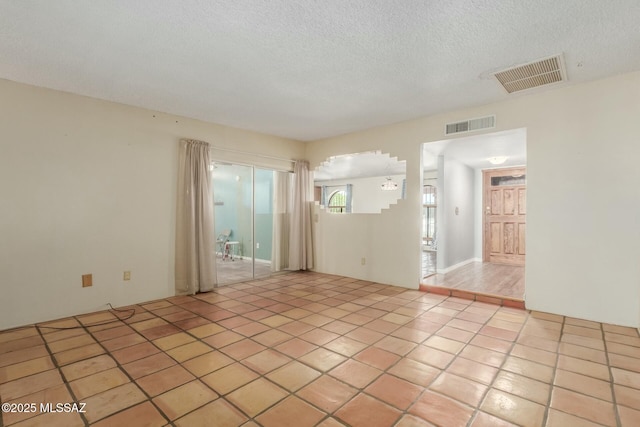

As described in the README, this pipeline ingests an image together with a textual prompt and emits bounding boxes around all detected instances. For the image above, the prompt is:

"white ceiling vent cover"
[445,115,495,136]
[494,55,566,94]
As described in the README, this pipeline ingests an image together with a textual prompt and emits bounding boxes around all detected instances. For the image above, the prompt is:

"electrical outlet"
[123,271,131,281]
[256,242,260,249]
[361,257,366,265]
[82,274,92,287]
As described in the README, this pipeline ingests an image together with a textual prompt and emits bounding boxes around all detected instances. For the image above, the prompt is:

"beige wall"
[307,71,640,327]
[0,79,304,330]
[440,157,476,269]
[2,72,639,329]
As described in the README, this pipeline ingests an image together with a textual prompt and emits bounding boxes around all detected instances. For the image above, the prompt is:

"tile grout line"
[141,278,376,425]
[0,327,73,426]
[71,302,215,424]
[466,304,529,426]
[152,295,274,425]
[540,312,565,427]
[249,285,424,425]
[3,272,639,426]
[252,285,435,425]
[0,279,534,426]
[298,289,432,427]
[78,307,176,426]
[547,318,629,426]
[108,294,285,425]
[287,293,517,426]
[414,297,494,427]
[424,297,500,427]
[371,295,518,426]
[176,310,301,425]
[34,318,91,427]
[325,292,438,426]
[553,321,636,425]
[601,322,623,427]
[237,279,405,424]
[0,275,365,425]
[479,310,633,426]
[133,299,269,425]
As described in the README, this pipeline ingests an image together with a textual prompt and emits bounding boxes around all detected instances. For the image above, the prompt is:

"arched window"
[328,190,347,213]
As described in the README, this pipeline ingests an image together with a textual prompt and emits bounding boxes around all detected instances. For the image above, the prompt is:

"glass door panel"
[254,169,274,278]
[212,163,254,285]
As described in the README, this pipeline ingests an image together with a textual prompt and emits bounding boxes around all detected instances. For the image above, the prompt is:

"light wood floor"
[421,261,525,299]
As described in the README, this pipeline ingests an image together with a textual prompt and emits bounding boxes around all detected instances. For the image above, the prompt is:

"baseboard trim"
[439,257,482,274]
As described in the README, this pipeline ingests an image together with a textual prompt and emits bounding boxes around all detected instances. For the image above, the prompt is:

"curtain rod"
[209,145,296,164]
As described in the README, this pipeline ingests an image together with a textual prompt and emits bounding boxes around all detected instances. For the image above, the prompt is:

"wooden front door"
[483,167,526,266]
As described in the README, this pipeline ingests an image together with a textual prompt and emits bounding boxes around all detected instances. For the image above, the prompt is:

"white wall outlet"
[256,242,260,249]
[361,257,366,265]
[123,271,131,281]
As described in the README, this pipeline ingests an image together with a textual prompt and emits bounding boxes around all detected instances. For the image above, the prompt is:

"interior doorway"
[420,128,526,300]
[211,162,274,285]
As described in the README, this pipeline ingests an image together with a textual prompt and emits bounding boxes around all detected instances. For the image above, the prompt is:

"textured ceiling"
[1,1,639,141]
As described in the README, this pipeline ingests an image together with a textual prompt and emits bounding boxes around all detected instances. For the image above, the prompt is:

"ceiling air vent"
[445,115,495,136]
[494,54,566,94]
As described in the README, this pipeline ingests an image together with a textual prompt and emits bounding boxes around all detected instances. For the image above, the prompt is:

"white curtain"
[320,185,328,206]
[288,160,314,270]
[175,139,217,294]
[345,183,353,213]
[271,171,291,272]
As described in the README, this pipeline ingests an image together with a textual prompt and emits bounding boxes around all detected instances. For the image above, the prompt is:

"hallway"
[421,262,525,300]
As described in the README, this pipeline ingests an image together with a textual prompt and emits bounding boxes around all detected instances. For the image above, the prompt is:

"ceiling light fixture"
[487,156,508,165]
[381,177,398,191]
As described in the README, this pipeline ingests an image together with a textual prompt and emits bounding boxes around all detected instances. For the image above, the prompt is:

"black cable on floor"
[35,303,136,331]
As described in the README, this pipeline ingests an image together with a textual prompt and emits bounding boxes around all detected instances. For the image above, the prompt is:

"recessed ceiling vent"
[494,54,566,94]
[445,115,495,136]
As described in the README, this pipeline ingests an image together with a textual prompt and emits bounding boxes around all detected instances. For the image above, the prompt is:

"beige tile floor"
[1,272,639,426]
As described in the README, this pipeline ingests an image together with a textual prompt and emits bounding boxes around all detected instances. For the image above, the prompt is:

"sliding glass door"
[254,168,274,279]
[211,162,274,285]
